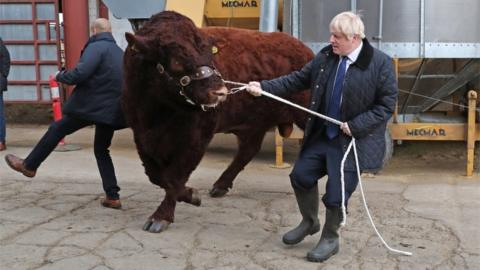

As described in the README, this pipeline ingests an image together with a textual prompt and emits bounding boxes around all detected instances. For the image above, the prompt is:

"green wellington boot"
[307,207,341,262]
[282,185,320,245]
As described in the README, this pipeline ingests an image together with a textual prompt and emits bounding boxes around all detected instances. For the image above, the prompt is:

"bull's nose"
[214,86,228,97]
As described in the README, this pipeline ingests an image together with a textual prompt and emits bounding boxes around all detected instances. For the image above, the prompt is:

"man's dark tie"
[326,56,348,139]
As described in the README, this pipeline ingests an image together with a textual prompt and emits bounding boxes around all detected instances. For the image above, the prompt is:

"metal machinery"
[104,0,281,30]
[102,0,479,175]
[204,0,283,30]
[274,0,479,176]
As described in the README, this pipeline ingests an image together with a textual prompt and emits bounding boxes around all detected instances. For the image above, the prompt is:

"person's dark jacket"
[260,39,397,171]
[0,38,11,92]
[56,32,125,128]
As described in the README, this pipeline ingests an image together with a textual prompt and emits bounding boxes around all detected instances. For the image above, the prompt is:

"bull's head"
[124,11,228,111]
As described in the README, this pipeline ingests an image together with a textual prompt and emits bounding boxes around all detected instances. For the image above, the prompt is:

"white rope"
[352,139,413,256]
[222,80,248,94]
[339,139,354,227]
[223,80,412,256]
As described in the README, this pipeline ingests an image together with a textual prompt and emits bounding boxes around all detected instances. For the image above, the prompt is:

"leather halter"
[156,63,223,109]
[156,63,222,87]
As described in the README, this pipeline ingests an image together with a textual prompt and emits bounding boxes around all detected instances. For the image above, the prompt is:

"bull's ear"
[125,32,136,46]
[125,32,149,53]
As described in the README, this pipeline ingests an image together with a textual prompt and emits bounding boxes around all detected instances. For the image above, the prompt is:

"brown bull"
[123,11,313,233]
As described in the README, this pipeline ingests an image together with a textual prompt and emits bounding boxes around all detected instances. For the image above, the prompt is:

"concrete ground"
[0,125,479,270]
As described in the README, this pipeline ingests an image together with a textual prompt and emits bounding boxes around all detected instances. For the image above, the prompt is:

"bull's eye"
[169,58,185,74]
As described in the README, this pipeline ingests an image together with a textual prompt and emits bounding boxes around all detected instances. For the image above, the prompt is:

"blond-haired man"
[247,11,397,262]
[5,18,125,209]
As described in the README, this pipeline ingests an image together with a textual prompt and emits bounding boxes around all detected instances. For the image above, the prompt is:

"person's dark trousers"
[290,134,358,262]
[24,115,120,199]
[24,115,90,170]
[0,92,6,143]
[94,124,120,200]
[289,134,359,209]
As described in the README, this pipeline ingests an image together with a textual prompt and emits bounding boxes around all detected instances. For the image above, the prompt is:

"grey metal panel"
[6,45,35,61]
[298,0,349,42]
[425,0,480,43]
[259,0,279,32]
[37,25,46,40]
[35,3,55,20]
[0,3,32,20]
[49,23,57,40]
[425,43,480,58]
[4,85,37,101]
[39,65,58,81]
[305,42,480,59]
[0,25,34,40]
[296,0,480,58]
[102,0,166,19]
[38,45,57,61]
[283,0,292,35]
[306,42,421,58]
[41,85,51,101]
[380,42,420,58]
[9,65,36,81]
[358,0,420,43]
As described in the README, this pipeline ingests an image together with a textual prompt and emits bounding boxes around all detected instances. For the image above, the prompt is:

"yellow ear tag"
[212,46,218,54]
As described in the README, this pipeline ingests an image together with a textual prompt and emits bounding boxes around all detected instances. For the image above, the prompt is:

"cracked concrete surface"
[1,125,479,270]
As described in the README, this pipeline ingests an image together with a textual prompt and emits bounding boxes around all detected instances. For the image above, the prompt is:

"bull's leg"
[143,189,176,233]
[209,129,267,197]
[176,186,202,206]
[142,183,201,233]
[136,128,215,233]
[136,152,173,233]
[140,149,212,232]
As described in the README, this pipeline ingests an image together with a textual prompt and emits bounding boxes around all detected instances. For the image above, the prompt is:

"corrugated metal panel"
[0,3,32,20]
[4,85,37,101]
[9,65,36,81]
[292,0,480,58]
[35,3,55,20]
[7,45,35,61]
[0,25,34,40]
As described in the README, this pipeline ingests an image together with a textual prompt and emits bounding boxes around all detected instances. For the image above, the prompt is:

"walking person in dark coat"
[0,37,11,151]
[5,18,126,209]
[246,11,397,262]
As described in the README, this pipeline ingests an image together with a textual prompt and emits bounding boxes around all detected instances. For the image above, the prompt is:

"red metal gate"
[0,0,61,103]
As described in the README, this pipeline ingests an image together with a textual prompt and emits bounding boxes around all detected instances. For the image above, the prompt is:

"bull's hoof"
[191,189,202,206]
[142,219,170,233]
[209,187,228,198]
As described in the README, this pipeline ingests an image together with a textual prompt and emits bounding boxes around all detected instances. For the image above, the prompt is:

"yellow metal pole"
[275,128,284,166]
[393,58,399,124]
[270,128,291,169]
[466,90,477,177]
